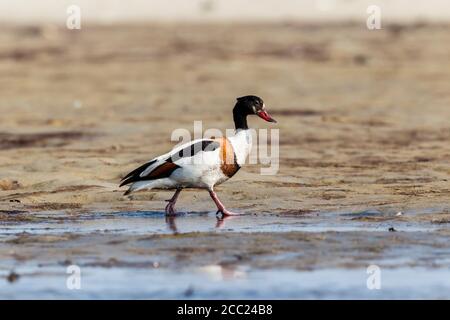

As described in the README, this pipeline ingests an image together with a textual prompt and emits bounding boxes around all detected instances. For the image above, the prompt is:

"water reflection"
[215,216,239,229]
[165,214,237,234]
[197,264,247,281]
[165,215,179,233]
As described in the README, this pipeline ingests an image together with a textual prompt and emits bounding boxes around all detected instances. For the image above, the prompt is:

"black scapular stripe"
[166,140,220,163]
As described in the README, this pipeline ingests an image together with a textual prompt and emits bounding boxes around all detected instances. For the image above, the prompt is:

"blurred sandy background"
[0,1,449,218]
[2,0,450,23]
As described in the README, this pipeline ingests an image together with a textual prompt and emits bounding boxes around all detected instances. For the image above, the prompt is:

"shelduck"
[119,95,277,216]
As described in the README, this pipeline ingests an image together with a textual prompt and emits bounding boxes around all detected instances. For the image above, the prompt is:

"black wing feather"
[119,159,157,187]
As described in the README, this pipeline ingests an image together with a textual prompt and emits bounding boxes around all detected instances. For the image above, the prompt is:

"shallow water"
[1,264,450,299]
[1,209,449,299]
[0,209,438,236]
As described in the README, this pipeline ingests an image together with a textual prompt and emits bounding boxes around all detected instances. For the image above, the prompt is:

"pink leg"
[165,188,182,215]
[208,190,241,216]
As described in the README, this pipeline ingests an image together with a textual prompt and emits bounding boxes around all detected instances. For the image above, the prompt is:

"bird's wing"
[119,138,221,187]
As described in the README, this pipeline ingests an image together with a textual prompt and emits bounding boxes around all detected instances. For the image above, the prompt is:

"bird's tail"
[122,181,155,196]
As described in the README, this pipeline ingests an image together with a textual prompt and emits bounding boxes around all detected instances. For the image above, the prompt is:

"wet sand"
[2,210,450,298]
[1,23,450,298]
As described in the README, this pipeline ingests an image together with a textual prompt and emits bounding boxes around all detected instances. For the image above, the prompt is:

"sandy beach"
[1,22,449,214]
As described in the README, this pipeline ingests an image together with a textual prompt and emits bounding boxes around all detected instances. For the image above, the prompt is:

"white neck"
[228,129,252,166]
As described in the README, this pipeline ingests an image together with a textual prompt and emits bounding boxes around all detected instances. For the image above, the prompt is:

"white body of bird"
[125,129,252,194]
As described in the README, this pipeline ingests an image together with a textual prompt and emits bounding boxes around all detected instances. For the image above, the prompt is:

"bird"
[119,95,277,216]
